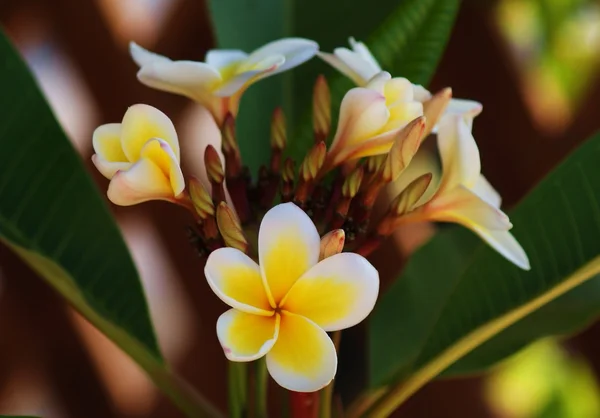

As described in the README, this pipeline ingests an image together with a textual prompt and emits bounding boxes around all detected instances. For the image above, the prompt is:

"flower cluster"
[92,36,529,393]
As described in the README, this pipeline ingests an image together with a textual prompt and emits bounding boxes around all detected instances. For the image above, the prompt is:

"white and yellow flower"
[319,37,481,125]
[130,39,319,125]
[204,203,379,392]
[395,114,530,270]
[91,104,185,206]
[326,71,423,167]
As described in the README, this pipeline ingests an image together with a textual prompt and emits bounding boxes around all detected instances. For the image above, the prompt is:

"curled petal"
[427,185,511,231]
[259,203,320,306]
[437,114,481,191]
[140,139,185,196]
[470,226,530,271]
[130,42,171,67]
[120,104,180,162]
[383,77,414,105]
[384,101,424,131]
[91,155,131,179]
[107,158,173,206]
[317,51,366,86]
[205,247,273,315]
[214,55,284,97]
[247,38,319,75]
[413,84,433,102]
[266,312,337,392]
[92,123,127,163]
[446,98,483,129]
[217,309,279,361]
[365,71,392,95]
[348,37,381,74]
[282,253,379,331]
[473,175,502,208]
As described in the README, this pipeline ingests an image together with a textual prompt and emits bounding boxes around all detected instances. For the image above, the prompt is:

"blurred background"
[1,0,600,417]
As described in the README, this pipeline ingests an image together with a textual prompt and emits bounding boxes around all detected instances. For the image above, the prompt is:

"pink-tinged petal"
[469,226,530,271]
[91,154,131,179]
[437,114,481,191]
[427,185,512,231]
[259,203,320,306]
[281,253,379,331]
[205,247,273,315]
[247,38,319,75]
[92,123,127,163]
[214,55,284,97]
[205,49,248,69]
[137,60,221,103]
[317,51,366,86]
[120,104,180,162]
[139,139,185,196]
[329,87,389,164]
[472,175,502,208]
[266,312,337,392]
[217,309,279,361]
[106,158,172,206]
[130,42,171,67]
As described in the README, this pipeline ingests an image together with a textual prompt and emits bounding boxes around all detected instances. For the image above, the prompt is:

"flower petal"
[92,123,127,162]
[247,38,319,75]
[472,175,502,208]
[445,98,482,130]
[130,42,171,67]
[213,55,284,97]
[266,312,337,392]
[317,51,366,86]
[413,84,433,102]
[106,157,172,206]
[205,49,248,69]
[427,185,512,231]
[91,155,131,179]
[205,247,273,315]
[365,71,391,95]
[333,47,380,85]
[259,203,320,306]
[348,37,381,74]
[391,147,441,207]
[137,61,221,104]
[384,101,423,131]
[120,104,180,162]
[139,139,185,196]
[469,226,530,270]
[437,113,481,191]
[281,253,379,331]
[383,77,414,105]
[217,309,279,361]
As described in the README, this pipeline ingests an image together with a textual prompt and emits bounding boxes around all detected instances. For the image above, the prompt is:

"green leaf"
[365,132,600,416]
[207,0,460,171]
[0,32,222,418]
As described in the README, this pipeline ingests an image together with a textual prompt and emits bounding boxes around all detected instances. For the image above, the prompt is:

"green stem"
[319,331,341,418]
[228,362,248,418]
[255,358,269,417]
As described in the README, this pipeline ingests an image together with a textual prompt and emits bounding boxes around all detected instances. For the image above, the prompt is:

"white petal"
[348,37,381,74]
[317,51,366,86]
[266,312,337,392]
[281,253,379,331]
[217,309,279,362]
[205,49,248,69]
[91,154,131,179]
[472,175,502,208]
[258,203,320,305]
[365,71,392,95]
[334,47,380,85]
[470,226,530,271]
[413,84,433,102]
[247,38,319,75]
[205,247,273,315]
[130,42,171,67]
[214,55,285,97]
[437,113,481,191]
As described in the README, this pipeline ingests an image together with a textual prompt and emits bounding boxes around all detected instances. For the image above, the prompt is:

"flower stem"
[319,331,341,418]
[255,358,269,417]
[228,362,248,418]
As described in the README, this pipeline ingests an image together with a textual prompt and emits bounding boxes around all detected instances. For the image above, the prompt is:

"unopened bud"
[189,177,214,219]
[216,202,248,253]
[270,108,287,151]
[342,166,364,198]
[205,145,224,184]
[423,87,452,137]
[391,173,433,216]
[319,229,345,260]
[367,155,386,174]
[313,75,331,142]
[221,114,237,155]
[381,117,426,183]
[282,158,295,183]
[300,141,326,181]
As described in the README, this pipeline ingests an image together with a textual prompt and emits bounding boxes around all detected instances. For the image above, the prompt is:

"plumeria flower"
[92,104,185,206]
[326,71,423,168]
[130,39,319,125]
[397,114,530,270]
[204,203,379,392]
[319,37,481,126]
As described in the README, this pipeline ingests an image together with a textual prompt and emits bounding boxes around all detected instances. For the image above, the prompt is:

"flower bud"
[216,202,248,253]
[189,177,214,219]
[391,172,433,217]
[270,107,287,151]
[423,87,452,137]
[300,141,326,181]
[204,145,224,185]
[313,75,331,142]
[342,166,364,198]
[319,229,345,260]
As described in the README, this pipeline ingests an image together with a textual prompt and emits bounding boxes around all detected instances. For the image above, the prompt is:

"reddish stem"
[290,391,319,418]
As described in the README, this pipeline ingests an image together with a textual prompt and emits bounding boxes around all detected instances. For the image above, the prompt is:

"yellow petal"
[469,226,530,271]
[139,138,185,196]
[205,247,273,315]
[92,123,127,162]
[217,309,279,361]
[266,312,337,392]
[121,104,180,162]
[437,113,481,191]
[214,55,284,97]
[385,101,424,130]
[281,253,379,331]
[106,157,173,206]
[383,77,414,105]
[259,203,320,306]
[427,185,512,231]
